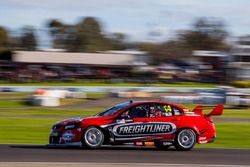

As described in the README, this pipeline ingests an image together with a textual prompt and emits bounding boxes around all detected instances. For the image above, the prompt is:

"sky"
[0,0,250,47]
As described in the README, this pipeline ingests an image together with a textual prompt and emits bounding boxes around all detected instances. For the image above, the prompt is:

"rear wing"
[192,104,224,116]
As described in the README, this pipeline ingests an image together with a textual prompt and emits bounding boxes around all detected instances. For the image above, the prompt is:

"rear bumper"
[198,135,216,144]
[208,136,216,143]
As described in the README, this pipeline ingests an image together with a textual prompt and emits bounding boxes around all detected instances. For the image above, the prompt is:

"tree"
[179,17,230,51]
[48,19,64,36]
[47,17,126,52]
[149,40,190,64]
[137,42,158,53]
[75,17,108,52]
[47,19,66,49]
[108,33,127,50]
[20,26,37,51]
[143,17,230,64]
[0,26,9,52]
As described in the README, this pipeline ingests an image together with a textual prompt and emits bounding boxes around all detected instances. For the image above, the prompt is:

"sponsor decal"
[199,136,207,144]
[135,142,143,146]
[65,125,76,130]
[62,131,75,142]
[112,122,176,137]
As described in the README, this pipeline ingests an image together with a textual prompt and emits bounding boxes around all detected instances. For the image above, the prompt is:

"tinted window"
[147,104,165,117]
[97,102,131,116]
[124,104,149,118]
[151,103,183,117]
[152,104,173,117]
[172,106,183,115]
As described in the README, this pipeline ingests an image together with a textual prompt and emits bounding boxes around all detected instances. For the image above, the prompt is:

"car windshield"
[96,102,131,116]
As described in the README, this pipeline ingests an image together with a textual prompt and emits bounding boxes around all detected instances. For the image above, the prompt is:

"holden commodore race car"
[49,101,223,151]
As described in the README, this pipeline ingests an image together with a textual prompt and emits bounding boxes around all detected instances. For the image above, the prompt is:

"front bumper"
[49,136,61,144]
[47,142,82,147]
[49,129,82,145]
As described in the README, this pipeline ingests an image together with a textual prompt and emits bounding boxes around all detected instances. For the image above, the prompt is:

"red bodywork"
[49,101,223,146]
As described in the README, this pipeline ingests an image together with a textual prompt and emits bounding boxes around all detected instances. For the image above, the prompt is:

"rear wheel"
[174,128,196,151]
[82,127,104,149]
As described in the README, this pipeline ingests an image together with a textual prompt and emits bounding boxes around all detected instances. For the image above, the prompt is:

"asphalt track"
[0,145,250,166]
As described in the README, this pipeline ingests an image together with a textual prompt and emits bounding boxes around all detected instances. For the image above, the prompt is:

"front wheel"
[82,127,104,149]
[174,128,196,151]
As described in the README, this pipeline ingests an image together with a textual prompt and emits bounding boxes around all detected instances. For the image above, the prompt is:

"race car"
[49,101,223,151]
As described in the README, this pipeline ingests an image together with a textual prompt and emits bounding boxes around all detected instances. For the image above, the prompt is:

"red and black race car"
[49,101,223,151]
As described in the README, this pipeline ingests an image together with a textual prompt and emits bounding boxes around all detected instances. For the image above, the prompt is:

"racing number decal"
[164,105,172,112]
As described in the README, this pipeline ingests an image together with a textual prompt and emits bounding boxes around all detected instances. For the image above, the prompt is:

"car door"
[111,103,150,140]
[111,103,179,141]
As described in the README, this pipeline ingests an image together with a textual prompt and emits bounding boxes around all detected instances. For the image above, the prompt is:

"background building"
[228,36,250,81]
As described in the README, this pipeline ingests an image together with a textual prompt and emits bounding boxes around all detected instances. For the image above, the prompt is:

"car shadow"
[9,144,177,151]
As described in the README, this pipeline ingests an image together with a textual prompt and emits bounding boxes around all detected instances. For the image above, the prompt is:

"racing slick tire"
[82,126,104,149]
[174,128,196,151]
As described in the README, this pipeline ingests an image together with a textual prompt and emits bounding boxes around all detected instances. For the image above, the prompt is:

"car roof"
[128,101,187,110]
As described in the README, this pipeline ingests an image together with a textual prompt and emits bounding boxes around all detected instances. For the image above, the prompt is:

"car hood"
[56,116,97,125]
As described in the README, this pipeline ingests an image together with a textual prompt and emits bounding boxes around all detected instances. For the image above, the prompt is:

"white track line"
[0,162,249,167]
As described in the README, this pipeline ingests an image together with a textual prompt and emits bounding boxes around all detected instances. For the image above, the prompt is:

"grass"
[0,92,249,148]
[0,99,29,108]
[0,99,249,119]
[0,108,102,117]
[0,96,89,109]
[0,99,88,108]
[0,103,249,119]
[221,107,250,118]
[87,92,109,99]
[0,117,249,148]
[0,117,58,144]
[0,92,33,97]
[60,98,86,106]
[0,92,250,118]
[0,92,108,108]
[0,107,103,144]
[0,81,219,88]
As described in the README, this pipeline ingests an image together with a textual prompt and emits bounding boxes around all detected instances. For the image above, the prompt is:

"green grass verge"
[0,81,218,88]
[0,99,29,108]
[0,117,249,148]
[0,99,88,108]
[0,108,103,144]
[0,108,102,117]
[60,98,86,106]
[0,92,108,108]
[0,93,249,148]
[0,98,88,109]
[0,100,249,119]
[87,92,109,99]
[0,117,58,144]
[221,107,250,118]
[0,92,33,97]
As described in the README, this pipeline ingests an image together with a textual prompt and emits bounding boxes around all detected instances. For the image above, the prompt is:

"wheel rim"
[84,128,103,147]
[177,129,195,149]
